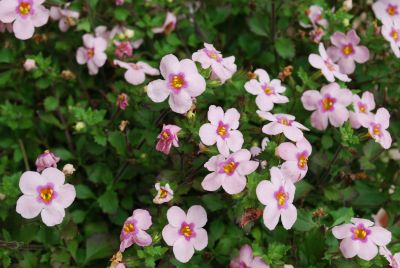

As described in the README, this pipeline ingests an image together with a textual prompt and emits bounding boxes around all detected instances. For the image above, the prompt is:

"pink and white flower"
[162,205,208,263]
[326,30,370,74]
[277,138,312,182]
[153,183,173,204]
[381,19,400,58]
[114,60,159,86]
[0,0,50,40]
[349,91,375,129]
[120,209,152,252]
[76,34,108,75]
[256,167,297,230]
[199,105,243,156]
[152,12,176,34]
[114,41,133,59]
[306,5,328,28]
[360,108,392,149]
[35,150,60,172]
[244,69,289,111]
[230,244,270,268]
[16,167,76,226]
[372,0,400,25]
[301,83,352,130]
[116,93,128,110]
[332,218,392,261]
[380,246,400,268]
[156,124,181,155]
[257,111,309,142]
[147,54,206,114]
[192,43,237,84]
[50,6,79,32]
[308,43,351,82]
[202,149,259,195]
[23,59,37,71]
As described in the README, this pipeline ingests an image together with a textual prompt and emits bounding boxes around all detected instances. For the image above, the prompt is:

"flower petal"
[167,206,187,227]
[301,90,321,111]
[160,54,180,78]
[237,160,258,176]
[135,229,152,247]
[339,237,359,258]
[16,195,43,219]
[173,237,195,263]
[41,204,65,226]
[41,167,65,187]
[147,79,170,103]
[19,171,44,195]
[224,108,240,129]
[281,204,297,230]
[357,240,378,261]
[55,183,75,208]
[193,228,208,250]
[168,91,192,114]
[332,224,353,239]
[132,209,152,230]
[262,204,280,230]
[199,123,217,146]
[13,18,35,40]
[221,173,246,195]
[256,180,275,205]
[162,224,179,246]
[226,130,244,152]
[186,205,207,228]
[369,226,392,246]
[201,172,223,192]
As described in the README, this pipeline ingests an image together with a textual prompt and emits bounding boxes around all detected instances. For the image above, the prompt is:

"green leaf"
[85,163,113,184]
[75,184,95,199]
[85,234,116,263]
[247,15,269,37]
[108,131,126,156]
[98,191,118,214]
[44,96,59,111]
[275,37,295,59]
[330,207,354,227]
[114,7,130,21]
[293,209,318,231]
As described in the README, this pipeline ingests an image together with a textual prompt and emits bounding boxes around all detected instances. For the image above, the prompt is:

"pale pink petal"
[179,59,197,74]
[262,122,284,135]
[94,37,107,52]
[186,205,207,227]
[93,52,107,67]
[369,226,391,246]
[226,130,244,152]
[263,204,280,230]
[41,168,65,187]
[362,91,375,111]
[301,90,321,111]
[13,18,35,40]
[340,237,359,258]
[338,58,356,74]
[328,104,349,127]
[55,184,75,208]
[354,46,369,63]
[308,54,324,69]
[297,138,312,153]
[244,80,262,95]
[0,0,18,23]
[204,155,224,172]
[19,171,44,194]
[224,108,240,129]
[76,47,87,64]
[270,166,284,185]
[125,69,145,85]
[239,244,254,265]
[256,180,275,205]
[380,130,392,149]
[311,110,328,130]
[351,218,374,227]
[185,74,206,97]
[281,161,302,182]
[193,228,208,250]
[277,142,298,160]
[254,69,270,83]
[41,204,65,226]
[221,173,246,194]
[207,105,224,125]
[173,237,195,263]
[327,46,341,62]
[132,209,152,230]
[358,240,378,261]
[119,237,133,252]
[237,160,258,176]
[321,67,335,82]
[199,123,217,146]
[167,206,187,227]
[30,6,49,27]
[16,195,43,219]
[347,30,360,44]
[283,126,304,142]
[251,257,269,268]
[257,111,276,121]
[335,88,353,106]
[147,79,170,103]
[160,54,180,78]
[331,32,347,47]
[83,34,94,47]
[255,94,274,111]
[230,149,251,162]
[58,19,69,32]
[139,62,160,76]
[87,61,99,75]
[50,7,61,20]
[216,138,229,157]
[281,204,297,230]
[201,172,223,192]
[375,108,390,129]
[162,224,179,246]
[332,224,353,239]
[168,91,192,114]
[135,230,152,247]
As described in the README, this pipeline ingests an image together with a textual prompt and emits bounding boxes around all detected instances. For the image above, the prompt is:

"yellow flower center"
[19,2,31,15]
[342,44,354,56]
[87,48,95,59]
[209,52,219,60]
[40,187,54,203]
[180,225,192,238]
[64,16,77,27]
[159,188,168,199]
[170,75,185,90]
[353,227,367,240]
[358,103,367,113]
[298,155,308,169]
[387,5,398,16]
[223,161,237,174]
[123,223,135,233]
[161,131,171,141]
[264,86,273,95]
[391,30,399,41]
[373,125,381,136]
[276,191,287,206]
[279,118,289,125]
[322,97,334,111]
[217,125,227,137]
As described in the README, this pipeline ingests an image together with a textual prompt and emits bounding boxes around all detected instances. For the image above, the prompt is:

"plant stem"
[18,139,30,171]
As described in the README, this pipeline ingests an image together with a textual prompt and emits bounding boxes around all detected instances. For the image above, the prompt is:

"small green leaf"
[44,96,59,111]
[275,37,295,59]
[98,191,118,214]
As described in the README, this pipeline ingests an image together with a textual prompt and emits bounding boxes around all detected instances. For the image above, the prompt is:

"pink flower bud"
[35,150,60,172]
[23,59,37,71]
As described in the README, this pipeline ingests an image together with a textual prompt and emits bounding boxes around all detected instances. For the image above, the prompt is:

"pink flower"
[114,60,159,86]
[49,6,79,32]
[360,108,392,149]
[156,124,181,155]
[192,43,237,84]
[380,246,400,268]
[120,209,152,252]
[256,167,297,230]
[349,91,375,129]
[244,69,289,111]
[153,183,173,204]
[115,0,124,6]
[199,105,243,156]
[162,205,208,263]
[372,0,400,25]
[309,43,350,82]
[326,30,370,74]
[381,19,400,58]
[35,150,60,172]
[229,244,270,268]
[23,59,36,71]
[332,218,392,261]
[76,34,108,75]
[152,12,176,34]
[114,41,133,59]
[116,93,128,110]
[202,149,259,195]
[147,54,206,114]
[309,27,325,43]
[16,167,76,226]
[301,83,352,130]
[306,5,328,28]
[0,0,49,40]
[257,111,309,142]
[277,138,312,182]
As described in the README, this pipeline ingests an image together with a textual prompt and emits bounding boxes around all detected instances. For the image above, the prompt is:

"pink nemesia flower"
[277,138,312,182]
[244,69,289,111]
[156,124,181,155]
[372,0,400,25]
[116,93,128,110]
[202,149,259,195]
[16,167,76,226]
[360,107,392,149]
[0,21,13,32]
[153,183,173,204]
[257,111,309,142]
[229,244,270,268]
[76,34,108,75]
[114,60,159,86]
[49,6,79,32]
[0,0,49,40]
[381,19,400,58]
[326,30,370,74]
[35,150,60,172]
[301,83,352,130]
[152,12,176,34]
[349,91,375,129]
[23,59,36,71]
[256,167,297,230]
[162,205,208,263]
[309,43,351,82]
[309,27,325,43]
[147,54,206,114]
[199,105,243,156]
[192,43,237,84]
[114,41,133,59]
[120,209,152,252]
[380,246,400,268]
[332,218,392,261]
[95,25,113,41]
[306,5,328,28]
